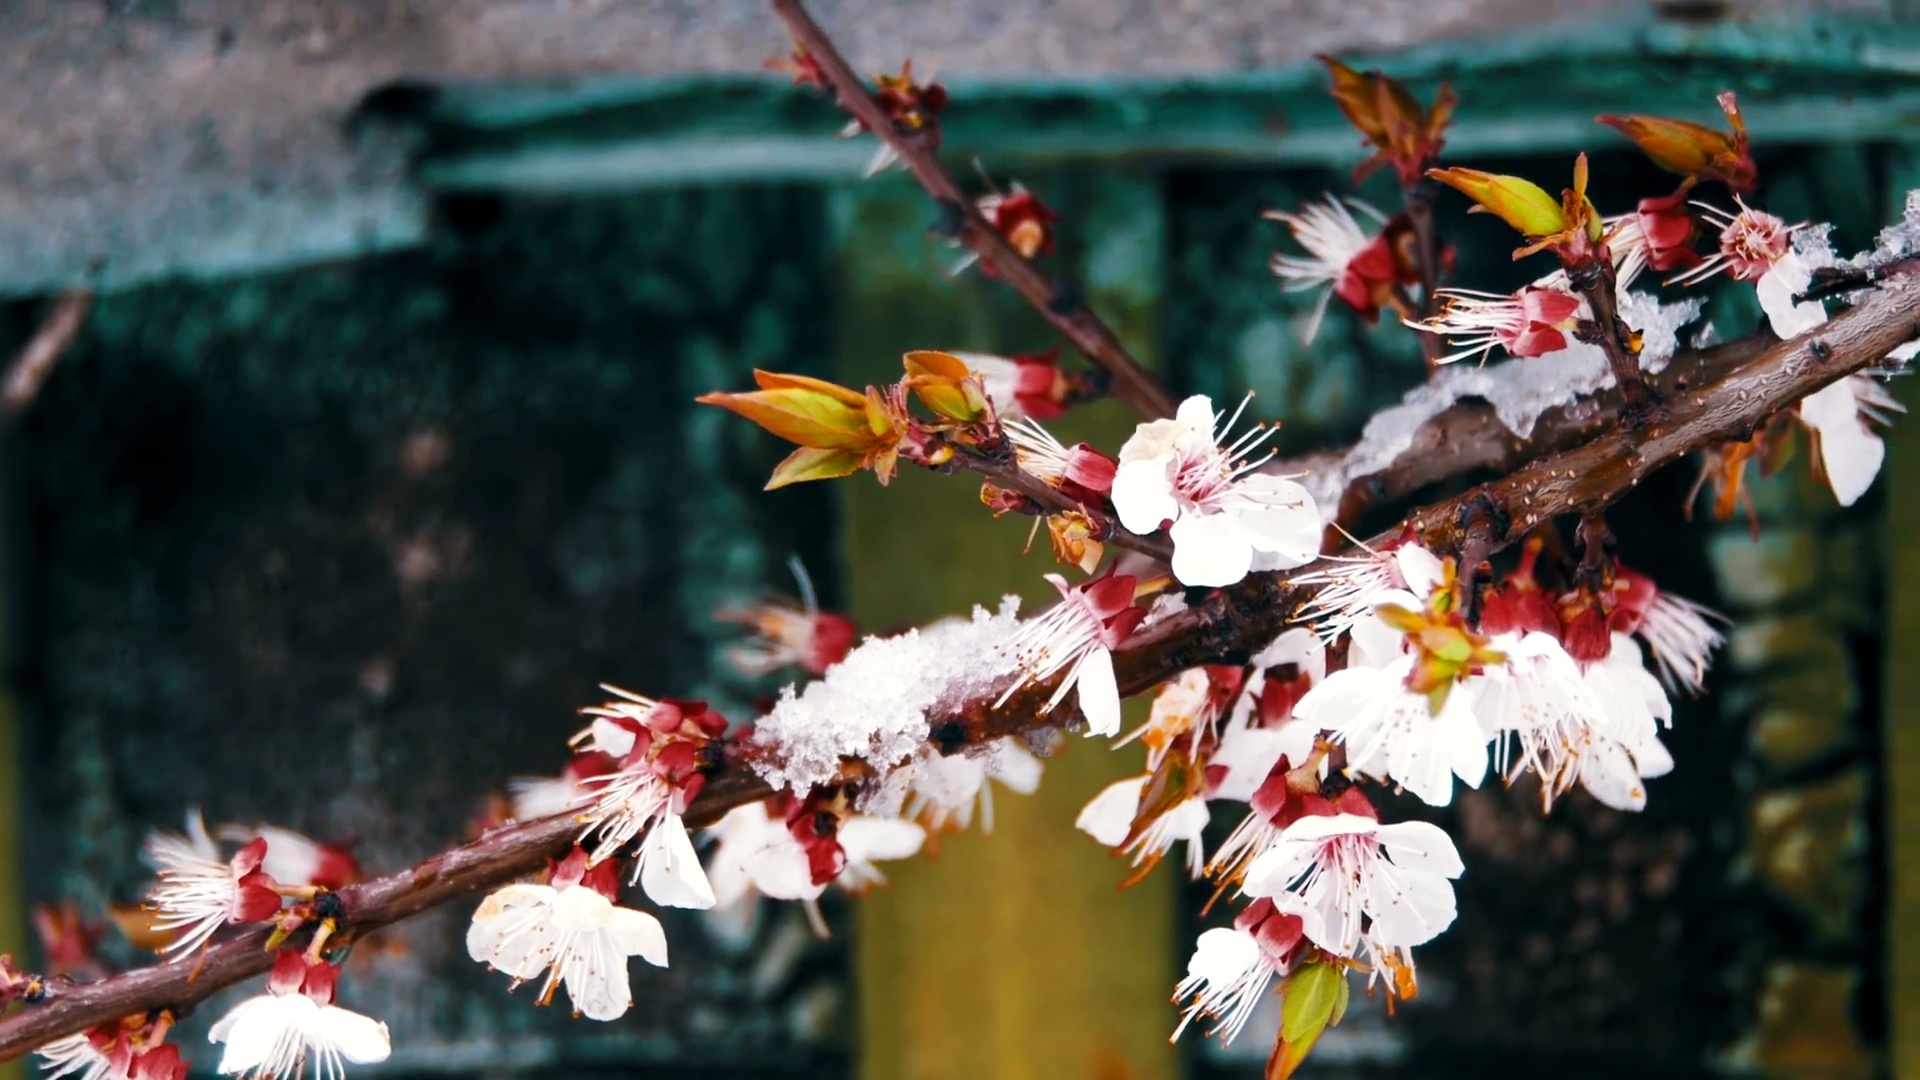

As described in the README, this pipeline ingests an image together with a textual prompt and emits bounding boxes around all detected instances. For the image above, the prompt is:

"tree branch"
[1,280,1910,1064]
[4,291,92,417]
[1300,328,1781,529]
[769,0,1178,421]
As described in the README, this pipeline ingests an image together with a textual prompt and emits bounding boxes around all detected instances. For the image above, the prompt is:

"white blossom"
[1172,927,1285,1046]
[466,869,669,1022]
[1075,775,1211,879]
[1243,813,1462,961]
[1111,395,1322,587]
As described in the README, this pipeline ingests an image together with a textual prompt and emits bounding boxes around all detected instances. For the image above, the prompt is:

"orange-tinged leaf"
[1318,55,1386,139]
[751,369,868,407]
[1427,167,1565,237]
[911,378,989,424]
[766,446,866,489]
[1596,113,1727,176]
[697,387,875,450]
[902,350,971,380]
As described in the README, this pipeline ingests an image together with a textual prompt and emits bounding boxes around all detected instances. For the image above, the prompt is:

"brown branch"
[1305,328,1781,529]
[769,0,1177,421]
[1,277,1911,1063]
[1570,264,1658,421]
[1403,180,1446,370]
[3,291,92,416]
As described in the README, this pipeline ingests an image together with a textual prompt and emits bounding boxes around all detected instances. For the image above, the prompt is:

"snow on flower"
[217,825,358,891]
[1075,773,1212,880]
[996,573,1144,738]
[466,848,668,1022]
[1265,197,1413,343]
[1242,813,1462,994]
[748,598,1023,795]
[1172,900,1307,1046]
[208,950,390,1079]
[1413,285,1583,366]
[1111,395,1322,587]
[569,688,721,907]
[143,811,282,958]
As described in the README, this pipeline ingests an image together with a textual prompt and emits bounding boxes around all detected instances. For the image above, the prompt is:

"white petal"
[1210,727,1291,802]
[1110,458,1180,535]
[640,814,718,910]
[1076,646,1122,737]
[1373,820,1465,878]
[1184,926,1260,985]
[839,816,927,864]
[467,884,562,980]
[1249,627,1326,682]
[1756,255,1827,340]
[1175,395,1218,430]
[1577,738,1649,811]
[587,716,639,758]
[1075,775,1146,848]
[1169,512,1254,587]
[1225,475,1323,565]
[209,995,290,1072]
[987,739,1044,794]
[1816,408,1885,507]
[550,883,619,932]
[1393,545,1447,599]
[1362,862,1457,948]
[560,940,634,1022]
[604,906,670,968]
[744,838,827,901]
[311,1005,393,1065]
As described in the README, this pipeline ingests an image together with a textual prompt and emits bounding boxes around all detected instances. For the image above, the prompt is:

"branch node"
[931,198,967,239]
[1046,279,1084,317]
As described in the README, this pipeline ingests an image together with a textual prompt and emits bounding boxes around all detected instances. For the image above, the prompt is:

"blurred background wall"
[3,2,1919,1078]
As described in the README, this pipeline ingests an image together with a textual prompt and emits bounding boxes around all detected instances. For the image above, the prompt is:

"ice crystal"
[1301,292,1701,509]
[748,597,1023,794]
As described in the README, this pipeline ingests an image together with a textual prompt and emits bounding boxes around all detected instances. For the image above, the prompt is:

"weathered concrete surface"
[0,0,1895,296]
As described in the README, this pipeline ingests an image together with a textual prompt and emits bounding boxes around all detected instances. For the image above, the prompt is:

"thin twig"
[2,276,1909,1063]
[1403,180,1445,370]
[3,291,92,416]
[769,0,1177,420]
[947,444,1176,562]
